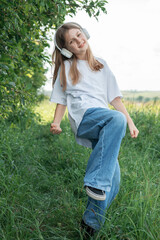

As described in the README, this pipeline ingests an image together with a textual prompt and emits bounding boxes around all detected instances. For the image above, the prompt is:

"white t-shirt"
[50,58,122,148]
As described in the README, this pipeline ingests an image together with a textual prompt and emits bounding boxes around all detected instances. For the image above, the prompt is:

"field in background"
[122,91,160,103]
[41,89,160,103]
[0,99,160,239]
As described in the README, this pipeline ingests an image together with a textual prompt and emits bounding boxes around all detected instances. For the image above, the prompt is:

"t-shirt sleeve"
[50,68,67,105]
[106,62,123,103]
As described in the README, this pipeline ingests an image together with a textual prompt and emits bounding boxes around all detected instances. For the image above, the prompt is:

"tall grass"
[0,99,159,239]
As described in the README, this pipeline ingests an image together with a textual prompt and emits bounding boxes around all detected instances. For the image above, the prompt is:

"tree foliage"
[0,0,107,121]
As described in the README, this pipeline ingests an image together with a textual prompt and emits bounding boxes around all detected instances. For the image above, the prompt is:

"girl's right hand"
[128,121,139,138]
[50,123,62,135]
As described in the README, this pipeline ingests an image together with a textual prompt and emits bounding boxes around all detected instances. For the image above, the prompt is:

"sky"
[44,0,160,91]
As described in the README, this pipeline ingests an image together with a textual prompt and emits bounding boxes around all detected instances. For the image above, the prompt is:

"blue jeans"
[77,108,127,230]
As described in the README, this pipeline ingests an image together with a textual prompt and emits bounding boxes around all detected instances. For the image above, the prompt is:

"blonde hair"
[52,23,104,91]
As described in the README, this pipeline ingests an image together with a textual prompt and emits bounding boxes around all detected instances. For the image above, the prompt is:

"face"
[65,28,88,59]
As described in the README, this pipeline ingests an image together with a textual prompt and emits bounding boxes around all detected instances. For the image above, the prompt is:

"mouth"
[79,41,85,48]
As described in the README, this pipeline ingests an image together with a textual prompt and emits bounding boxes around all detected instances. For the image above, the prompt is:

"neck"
[76,50,87,60]
[76,54,87,60]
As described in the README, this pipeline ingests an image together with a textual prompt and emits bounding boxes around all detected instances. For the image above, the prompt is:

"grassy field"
[122,91,160,98]
[122,91,160,103]
[0,99,160,239]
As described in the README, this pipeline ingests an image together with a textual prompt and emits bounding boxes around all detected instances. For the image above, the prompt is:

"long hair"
[52,23,104,91]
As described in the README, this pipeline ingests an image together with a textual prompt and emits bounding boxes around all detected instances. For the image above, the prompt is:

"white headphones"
[54,22,90,58]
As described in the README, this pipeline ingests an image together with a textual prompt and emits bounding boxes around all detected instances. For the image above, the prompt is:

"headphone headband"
[54,22,90,58]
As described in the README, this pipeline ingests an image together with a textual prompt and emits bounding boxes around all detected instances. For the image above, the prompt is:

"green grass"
[0,99,160,239]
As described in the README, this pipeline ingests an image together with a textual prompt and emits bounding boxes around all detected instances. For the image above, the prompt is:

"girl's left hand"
[128,121,139,138]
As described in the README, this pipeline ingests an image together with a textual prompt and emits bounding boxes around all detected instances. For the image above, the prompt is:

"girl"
[50,22,139,235]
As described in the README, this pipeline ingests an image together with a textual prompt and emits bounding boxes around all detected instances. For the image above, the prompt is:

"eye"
[69,40,73,45]
[77,33,81,37]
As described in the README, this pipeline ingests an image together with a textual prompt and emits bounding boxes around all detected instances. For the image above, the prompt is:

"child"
[50,22,139,235]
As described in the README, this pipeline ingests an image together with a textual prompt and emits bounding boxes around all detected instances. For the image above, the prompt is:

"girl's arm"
[110,97,139,138]
[50,104,67,135]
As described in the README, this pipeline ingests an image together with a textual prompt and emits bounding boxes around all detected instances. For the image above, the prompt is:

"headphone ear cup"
[61,48,73,58]
[82,28,90,40]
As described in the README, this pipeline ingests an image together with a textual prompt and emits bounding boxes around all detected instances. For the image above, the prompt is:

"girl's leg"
[77,108,126,192]
[83,160,120,230]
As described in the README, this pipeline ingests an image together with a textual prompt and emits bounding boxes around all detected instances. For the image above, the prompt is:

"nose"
[75,38,81,44]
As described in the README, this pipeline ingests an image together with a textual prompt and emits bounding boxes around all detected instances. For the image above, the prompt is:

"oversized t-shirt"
[50,58,122,148]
